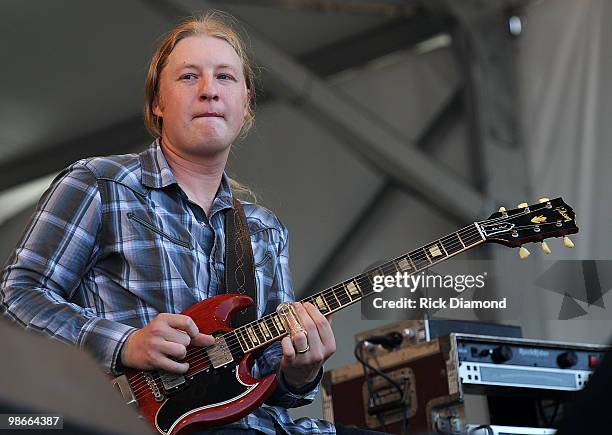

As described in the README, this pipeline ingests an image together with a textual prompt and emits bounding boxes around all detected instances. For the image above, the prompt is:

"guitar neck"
[228,223,485,355]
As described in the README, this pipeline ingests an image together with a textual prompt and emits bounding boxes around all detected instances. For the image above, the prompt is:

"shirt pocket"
[122,211,197,294]
[126,212,192,249]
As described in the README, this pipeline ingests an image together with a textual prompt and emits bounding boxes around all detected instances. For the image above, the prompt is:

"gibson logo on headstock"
[530,215,547,224]
[555,207,572,222]
[480,222,515,237]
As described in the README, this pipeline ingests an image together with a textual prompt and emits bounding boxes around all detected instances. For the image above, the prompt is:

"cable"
[354,339,408,434]
[371,348,410,435]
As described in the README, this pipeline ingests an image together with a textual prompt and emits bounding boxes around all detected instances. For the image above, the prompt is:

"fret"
[425,243,445,262]
[396,257,413,273]
[246,326,259,346]
[267,316,279,336]
[336,286,351,306]
[461,224,483,246]
[253,323,265,343]
[268,316,281,337]
[342,283,353,303]
[409,251,428,271]
[441,232,463,255]
[408,254,418,271]
[331,288,342,307]
[423,248,433,264]
[457,231,467,248]
[389,262,401,274]
[240,327,253,349]
[272,315,285,334]
[235,329,247,352]
[260,319,272,339]
[314,294,331,312]
[346,280,361,299]
[323,291,340,311]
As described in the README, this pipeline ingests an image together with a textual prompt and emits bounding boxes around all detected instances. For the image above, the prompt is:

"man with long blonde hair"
[0,12,386,435]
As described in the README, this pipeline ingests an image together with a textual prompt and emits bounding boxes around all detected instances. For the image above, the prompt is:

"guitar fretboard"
[228,223,484,354]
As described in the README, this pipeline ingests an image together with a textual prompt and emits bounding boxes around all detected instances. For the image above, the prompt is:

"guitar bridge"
[206,336,234,369]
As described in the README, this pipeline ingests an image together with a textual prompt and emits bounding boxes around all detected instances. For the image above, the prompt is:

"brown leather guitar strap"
[224,197,258,327]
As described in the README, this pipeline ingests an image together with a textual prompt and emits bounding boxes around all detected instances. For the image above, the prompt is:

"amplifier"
[451,334,608,392]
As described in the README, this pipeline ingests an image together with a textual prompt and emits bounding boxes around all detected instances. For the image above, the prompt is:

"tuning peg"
[563,236,575,249]
[541,241,551,254]
[519,246,530,259]
[538,197,550,203]
[499,206,506,213]
[517,202,528,208]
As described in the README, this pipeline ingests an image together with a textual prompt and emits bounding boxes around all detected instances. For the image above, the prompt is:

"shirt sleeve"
[0,162,136,374]
[251,222,321,408]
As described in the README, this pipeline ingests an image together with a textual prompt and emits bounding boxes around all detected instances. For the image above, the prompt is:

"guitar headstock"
[478,197,578,256]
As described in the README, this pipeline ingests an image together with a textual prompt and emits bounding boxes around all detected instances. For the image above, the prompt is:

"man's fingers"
[161,313,200,338]
[158,341,188,360]
[303,302,335,351]
[158,313,207,345]
[191,333,215,347]
[281,336,296,366]
[157,356,189,374]
[162,328,191,346]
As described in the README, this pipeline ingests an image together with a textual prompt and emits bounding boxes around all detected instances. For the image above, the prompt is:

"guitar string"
[127,224,486,395]
[129,218,569,395]
[128,217,567,395]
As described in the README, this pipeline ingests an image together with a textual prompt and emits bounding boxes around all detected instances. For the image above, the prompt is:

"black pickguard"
[155,366,253,433]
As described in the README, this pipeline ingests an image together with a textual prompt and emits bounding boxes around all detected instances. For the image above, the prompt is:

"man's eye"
[181,73,197,80]
[218,73,235,81]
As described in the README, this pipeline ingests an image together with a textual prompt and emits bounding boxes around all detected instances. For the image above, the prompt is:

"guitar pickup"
[206,336,234,369]
[159,371,186,392]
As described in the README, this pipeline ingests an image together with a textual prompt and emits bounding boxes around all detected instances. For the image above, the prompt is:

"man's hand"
[121,313,215,374]
[280,302,336,390]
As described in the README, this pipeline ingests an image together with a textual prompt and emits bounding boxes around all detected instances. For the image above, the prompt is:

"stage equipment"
[323,333,609,434]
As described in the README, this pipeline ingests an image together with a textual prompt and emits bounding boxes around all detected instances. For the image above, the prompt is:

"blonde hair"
[144,11,256,139]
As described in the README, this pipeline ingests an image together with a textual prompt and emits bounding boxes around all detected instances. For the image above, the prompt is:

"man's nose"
[199,75,219,101]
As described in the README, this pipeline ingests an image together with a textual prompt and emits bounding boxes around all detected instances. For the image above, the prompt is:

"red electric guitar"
[112,198,578,434]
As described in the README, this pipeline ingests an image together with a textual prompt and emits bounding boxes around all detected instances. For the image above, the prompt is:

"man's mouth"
[194,112,224,118]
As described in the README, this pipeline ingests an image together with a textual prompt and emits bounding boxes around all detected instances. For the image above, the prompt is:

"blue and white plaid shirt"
[0,141,334,434]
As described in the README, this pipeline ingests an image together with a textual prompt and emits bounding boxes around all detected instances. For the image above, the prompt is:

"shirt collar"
[139,139,178,189]
[210,172,234,216]
[139,139,234,214]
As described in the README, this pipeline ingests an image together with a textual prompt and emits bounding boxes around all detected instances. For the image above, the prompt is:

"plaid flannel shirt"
[0,141,334,434]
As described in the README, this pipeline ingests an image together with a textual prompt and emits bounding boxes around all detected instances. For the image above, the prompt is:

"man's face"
[154,35,249,158]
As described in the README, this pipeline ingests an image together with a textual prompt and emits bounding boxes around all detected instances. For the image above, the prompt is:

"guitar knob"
[563,236,575,248]
[499,206,507,213]
[492,345,513,364]
[519,246,530,259]
[517,202,528,208]
[557,351,578,369]
[538,197,550,203]
[541,241,551,254]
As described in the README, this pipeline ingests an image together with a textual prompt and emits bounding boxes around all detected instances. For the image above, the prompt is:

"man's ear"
[153,96,163,118]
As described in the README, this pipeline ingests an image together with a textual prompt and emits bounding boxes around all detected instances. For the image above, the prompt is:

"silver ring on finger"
[296,343,310,354]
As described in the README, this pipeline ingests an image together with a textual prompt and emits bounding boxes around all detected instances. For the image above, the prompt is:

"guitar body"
[124,294,277,435]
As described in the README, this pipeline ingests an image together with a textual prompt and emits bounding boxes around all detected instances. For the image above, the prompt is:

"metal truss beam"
[0,116,149,192]
[246,23,486,221]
